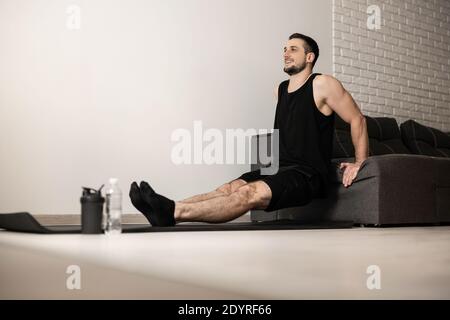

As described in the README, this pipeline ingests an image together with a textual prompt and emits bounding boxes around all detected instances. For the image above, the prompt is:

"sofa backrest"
[333,116,410,158]
[400,120,450,158]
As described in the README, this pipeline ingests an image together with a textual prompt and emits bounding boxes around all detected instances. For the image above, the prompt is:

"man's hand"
[339,162,362,187]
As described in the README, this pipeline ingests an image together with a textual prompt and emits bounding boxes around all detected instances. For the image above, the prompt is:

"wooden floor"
[1,216,449,299]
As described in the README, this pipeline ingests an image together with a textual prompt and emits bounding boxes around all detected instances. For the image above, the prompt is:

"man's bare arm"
[315,75,369,186]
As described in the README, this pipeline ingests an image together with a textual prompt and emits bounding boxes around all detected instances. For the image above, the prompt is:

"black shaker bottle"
[80,185,105,234]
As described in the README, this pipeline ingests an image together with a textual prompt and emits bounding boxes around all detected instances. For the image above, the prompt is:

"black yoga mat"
[0,212,353,234]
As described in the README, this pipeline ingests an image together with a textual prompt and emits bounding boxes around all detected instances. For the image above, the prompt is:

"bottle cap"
[80,185,105,203]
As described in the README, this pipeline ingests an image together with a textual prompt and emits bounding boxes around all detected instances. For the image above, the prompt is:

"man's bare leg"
[179,179,247,203]
[174,181,272,223]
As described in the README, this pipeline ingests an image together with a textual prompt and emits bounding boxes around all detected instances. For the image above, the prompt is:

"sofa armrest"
[250,133,274,171]
[330,154,438,224]
[330,154,437,185]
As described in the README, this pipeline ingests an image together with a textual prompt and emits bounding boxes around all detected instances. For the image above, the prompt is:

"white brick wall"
[333,0,450,131]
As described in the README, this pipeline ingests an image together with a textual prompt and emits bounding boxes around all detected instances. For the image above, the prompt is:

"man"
[129,33,369,226]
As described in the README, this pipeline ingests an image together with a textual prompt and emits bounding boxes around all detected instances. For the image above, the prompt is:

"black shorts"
[237,165,324,212]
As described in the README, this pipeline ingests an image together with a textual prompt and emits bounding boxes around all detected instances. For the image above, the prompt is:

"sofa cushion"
[400,120,450,157]
[333,116,410,158]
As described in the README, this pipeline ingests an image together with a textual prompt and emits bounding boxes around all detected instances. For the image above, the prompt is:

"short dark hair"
[288,33,319,67]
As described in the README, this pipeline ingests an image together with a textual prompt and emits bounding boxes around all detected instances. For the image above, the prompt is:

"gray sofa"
[250,117,450,226]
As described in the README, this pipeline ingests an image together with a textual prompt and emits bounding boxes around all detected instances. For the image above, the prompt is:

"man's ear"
[306,52,315,64]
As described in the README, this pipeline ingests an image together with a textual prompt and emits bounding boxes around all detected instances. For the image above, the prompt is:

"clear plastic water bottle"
[105,178,122,235]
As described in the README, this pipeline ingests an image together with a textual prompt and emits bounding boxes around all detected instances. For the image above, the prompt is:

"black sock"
[139,181,176,227]
[129,181,160,226]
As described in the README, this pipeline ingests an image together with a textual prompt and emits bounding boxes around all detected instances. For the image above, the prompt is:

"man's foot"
[129,181,160,226]
[139,181,176,227]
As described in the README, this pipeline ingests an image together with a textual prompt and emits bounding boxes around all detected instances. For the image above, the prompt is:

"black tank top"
[274,73,335,183]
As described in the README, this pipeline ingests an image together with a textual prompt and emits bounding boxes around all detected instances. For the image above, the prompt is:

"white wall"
[333,0,450,131]
[0,0,332,214]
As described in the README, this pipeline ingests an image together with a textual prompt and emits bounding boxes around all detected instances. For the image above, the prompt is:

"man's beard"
[283,61,307,76]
